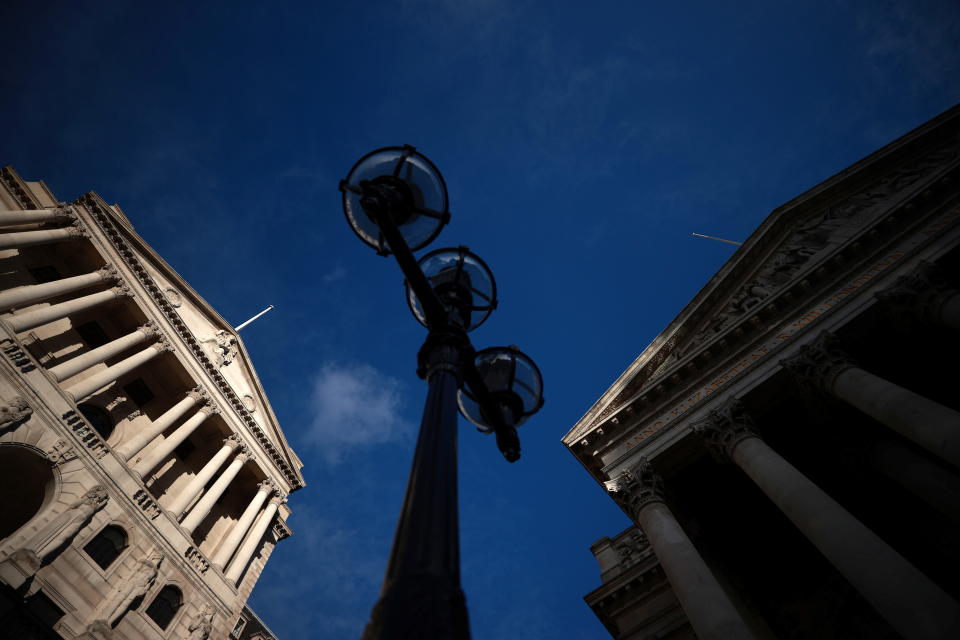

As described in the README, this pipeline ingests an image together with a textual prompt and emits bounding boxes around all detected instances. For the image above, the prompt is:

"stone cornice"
[565,110,960,450]
[1,166,41,209]
[76,193,305,491]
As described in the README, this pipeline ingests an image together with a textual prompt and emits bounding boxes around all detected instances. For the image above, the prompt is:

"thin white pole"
[236,305,274,331]
[691,232,742,246]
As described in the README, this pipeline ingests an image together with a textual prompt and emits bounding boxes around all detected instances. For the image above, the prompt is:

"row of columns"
[609,399,960,640]
[0,207,289,586]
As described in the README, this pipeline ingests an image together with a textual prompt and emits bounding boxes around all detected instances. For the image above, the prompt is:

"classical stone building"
[0,167,304,639]
[566,105,960,640]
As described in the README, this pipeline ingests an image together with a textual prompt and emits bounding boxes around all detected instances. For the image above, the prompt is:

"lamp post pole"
[340,146,543,640]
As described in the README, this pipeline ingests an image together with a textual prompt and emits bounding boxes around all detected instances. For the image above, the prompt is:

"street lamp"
[339,145,544,639]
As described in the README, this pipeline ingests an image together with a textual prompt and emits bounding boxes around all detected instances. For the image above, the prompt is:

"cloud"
[306,362,412,463]
[322,264,347,284]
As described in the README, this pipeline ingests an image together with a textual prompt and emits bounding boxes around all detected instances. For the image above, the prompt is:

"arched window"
[145,585,182,630]
[78,403,114,440]
[82,525,127,570]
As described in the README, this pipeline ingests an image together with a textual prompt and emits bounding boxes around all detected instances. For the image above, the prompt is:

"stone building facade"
[0,167,304,639]
[566,105,960,639]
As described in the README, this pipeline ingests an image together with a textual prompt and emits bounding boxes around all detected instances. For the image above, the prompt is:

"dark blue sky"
[3,1,959,638]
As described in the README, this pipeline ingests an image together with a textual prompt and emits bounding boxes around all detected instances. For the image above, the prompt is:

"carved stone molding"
[269,493,287,507]
[151,335,175,354]
[272,519,293,541]
[779,331,856,395]
[604,458,666,521]
[1,338,37,373]
[77,193,303,489]
[875,261,956,327]
[186,386,209,403]
[614,529,651,570]
[136,320,162,340]
[110,282,133,298]
[258,478,277,494]
[185,546,210,574]
[0,167,40,209]
[223,433,242,449]
[61,410,108,459]
[96,264,119,282]
[66,218,90,239]
[133,489,162,520]
[692,397,758,462]
[45,438,78,466]
[163,287,182,308]
[0,396,31,429]
[199,403,221,416]
[201,329,239,368]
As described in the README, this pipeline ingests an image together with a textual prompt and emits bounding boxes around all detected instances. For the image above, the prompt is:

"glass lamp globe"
[458,346,544,430]
[406,246,497,332]
[339,145,450,255]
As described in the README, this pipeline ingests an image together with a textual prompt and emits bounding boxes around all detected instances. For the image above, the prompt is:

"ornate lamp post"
[339,145,544,639]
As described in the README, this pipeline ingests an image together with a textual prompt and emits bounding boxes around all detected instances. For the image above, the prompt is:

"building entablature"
[565,107,960,477]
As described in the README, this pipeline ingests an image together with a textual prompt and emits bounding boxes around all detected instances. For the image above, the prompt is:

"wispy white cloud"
[306,362,412,463]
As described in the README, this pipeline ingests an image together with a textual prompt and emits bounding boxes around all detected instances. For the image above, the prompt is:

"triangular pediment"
[564,105,960,447]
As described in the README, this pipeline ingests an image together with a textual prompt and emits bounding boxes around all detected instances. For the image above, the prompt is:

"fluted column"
[134,404,219,477]
[782,331,960,470]
[694,398,960,640]
[50,320,158,382]
[211,480,274,570]
[875,261,960,330]
[3,283,131,333]
[0,207,72,227]
[0,221,87,251]
[869,439,960,525]
[115,387,207,462]
[606,459,755,640]
[65,338,172,401]
[167,435,242,517]
[0,265,118,311]
[181,449,251,533]
[225,492,284,584]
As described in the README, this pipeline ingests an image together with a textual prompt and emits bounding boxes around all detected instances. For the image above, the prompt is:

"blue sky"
[3,1,959,638]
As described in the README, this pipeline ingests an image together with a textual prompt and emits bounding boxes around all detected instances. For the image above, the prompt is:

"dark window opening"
[145,585,181,630]
[75,321,110,348]
[231,616,247,637]
[174,438,196,460]
[26,591,65,627]
[123,379,154,407]
[27,265,61,284]
[83,525,127,570]
[78,403,114,440]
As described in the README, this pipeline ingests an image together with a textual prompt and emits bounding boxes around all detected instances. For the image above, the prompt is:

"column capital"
[692,397,758,461]
[137,320,161,339]
[269,493,287,506]
[223,433,242,449]
[110,282,134,298]
[875,261,957,327]
[66,218,89,238]
[605,457,665,520]
[186,386,209,403]
[779,330,856,395]
[96,264,120,282]
[258,478,277,494]
[150,335,174,354]
[199,403,221,416]
[234,446,252,462]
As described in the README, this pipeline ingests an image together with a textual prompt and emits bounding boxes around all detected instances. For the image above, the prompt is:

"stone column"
[181,448,251,533]
[875,261,960,331]
[168,435,242,517]
[694,398,960,640]
[134,404,219,477]
[49,321,158,382]
[3,283,131,333]
[782,331,960,470]
[211,480,274,571]
[65,338,172,401]
[0,265,117,311]
[0,223,87,251]
[225,493,284,584]
[869,439,960,525]
[0,207,72,227]
[606,459,756,640]
[115,387,207,462]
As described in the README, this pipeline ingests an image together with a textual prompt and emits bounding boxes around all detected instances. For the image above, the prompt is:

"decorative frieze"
[61,410,109,459]
[132,489,162,520]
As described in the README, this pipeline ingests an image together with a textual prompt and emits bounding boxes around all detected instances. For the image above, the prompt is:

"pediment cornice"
[565,105,960,449]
